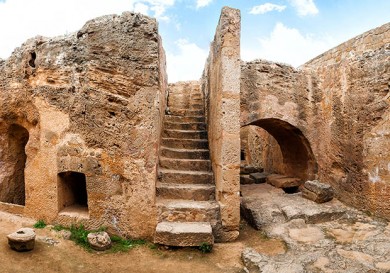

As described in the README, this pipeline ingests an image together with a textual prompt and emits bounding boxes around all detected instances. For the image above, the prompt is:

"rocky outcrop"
[0,12,167,239]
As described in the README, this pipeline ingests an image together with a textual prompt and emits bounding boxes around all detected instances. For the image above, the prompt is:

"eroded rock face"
[0,12,167,239]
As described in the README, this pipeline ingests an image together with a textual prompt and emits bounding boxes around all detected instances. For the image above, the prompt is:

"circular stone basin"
[7,228,36,252]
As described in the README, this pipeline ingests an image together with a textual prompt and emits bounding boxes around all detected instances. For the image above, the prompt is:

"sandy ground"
[0,212,285,273]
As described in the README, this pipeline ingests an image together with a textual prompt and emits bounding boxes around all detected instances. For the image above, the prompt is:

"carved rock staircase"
[154,86,217,246]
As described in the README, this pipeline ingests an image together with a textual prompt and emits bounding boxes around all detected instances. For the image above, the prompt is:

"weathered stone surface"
[241,247,267,273]
[200,6,241,241]
[154,222,213,247]
[87,231,111,251]
[249,172,268,184]
[0,11,168,240]
[240,164,262,175]
[240,174,255,184]
[7,228,36,251]
[157,200,219,223]
[241,23,390,220]
[266,174,302,188]
[302,180,334,203]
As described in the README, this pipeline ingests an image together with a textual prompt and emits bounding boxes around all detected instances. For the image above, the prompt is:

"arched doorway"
[0,124,29,205]
[242,118,317,181]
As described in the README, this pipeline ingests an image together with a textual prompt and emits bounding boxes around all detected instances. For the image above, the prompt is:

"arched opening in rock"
[0,124,29,206]
[58,171,89,216]
[241,118,317,181]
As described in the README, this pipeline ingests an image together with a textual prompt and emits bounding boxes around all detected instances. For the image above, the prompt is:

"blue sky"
[0,0,389,82]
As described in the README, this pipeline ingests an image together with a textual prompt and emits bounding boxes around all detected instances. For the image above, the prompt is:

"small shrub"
[199,242,213,253]
[33,220,47,229]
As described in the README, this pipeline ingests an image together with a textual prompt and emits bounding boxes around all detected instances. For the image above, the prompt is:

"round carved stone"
[7,228,36,252]
[87,231,111,251]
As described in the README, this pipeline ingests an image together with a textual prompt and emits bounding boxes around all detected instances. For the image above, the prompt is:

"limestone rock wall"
[0,12,167,239]
[201,7,241,241]
[302,23,390,217]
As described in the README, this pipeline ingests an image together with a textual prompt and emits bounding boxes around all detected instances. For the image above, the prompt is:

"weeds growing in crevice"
[33,220,47,229]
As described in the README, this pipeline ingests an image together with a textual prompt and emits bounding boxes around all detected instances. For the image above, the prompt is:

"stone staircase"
[154,84,217,247]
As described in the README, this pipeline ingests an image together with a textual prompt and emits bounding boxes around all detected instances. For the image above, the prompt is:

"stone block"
[7,228,36,252]
[240,164,263,175]
[267,174,302,188]
[301,180,334,203]
[249,172,268,184]
[240,174,254,184]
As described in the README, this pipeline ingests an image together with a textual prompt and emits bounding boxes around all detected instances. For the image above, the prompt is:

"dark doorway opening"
[58,171,88,214]
[0,124,29,205]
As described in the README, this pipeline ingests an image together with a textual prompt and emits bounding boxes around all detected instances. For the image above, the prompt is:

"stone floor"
[240,184,390,273]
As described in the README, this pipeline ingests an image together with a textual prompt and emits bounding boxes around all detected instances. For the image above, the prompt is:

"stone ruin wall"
[302,23,390,218]
[201,7,241,241]
[0,12,167,239]
[241,23,390,219]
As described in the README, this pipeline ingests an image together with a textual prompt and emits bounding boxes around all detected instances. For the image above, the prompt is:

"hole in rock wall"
[28,52,36,68]
[0,124,29,206]
[58,171,88,213]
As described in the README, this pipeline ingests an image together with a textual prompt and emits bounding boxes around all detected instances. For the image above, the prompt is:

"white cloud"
[134,3,149,15]
[288,0,318,16]
[196,0,212,9]
[242,22,336,67]
[249,3,286,15]
[166,39,208,82]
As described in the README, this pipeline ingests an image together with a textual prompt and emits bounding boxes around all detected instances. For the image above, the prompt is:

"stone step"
[161,147,210,159]
[154,221,213,247]
[164,121,206,131]
[165,115,205,123]
[163,129,207,139]
[169,108,204,116]
[159,157,211,171]
[159,168,213,184]
[162,138,209,149]
[156,199,219,223]
[156,183,215,201]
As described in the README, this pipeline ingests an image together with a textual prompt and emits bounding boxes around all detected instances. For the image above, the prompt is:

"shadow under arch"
[244,118,317,181]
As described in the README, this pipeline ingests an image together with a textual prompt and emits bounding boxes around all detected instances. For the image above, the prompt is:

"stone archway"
[244,118,317,181]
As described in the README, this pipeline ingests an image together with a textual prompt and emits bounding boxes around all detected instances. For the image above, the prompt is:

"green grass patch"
[51,224,67,231]
[33,220,47,229]
[50,224,145,253]
[109,235,146,253]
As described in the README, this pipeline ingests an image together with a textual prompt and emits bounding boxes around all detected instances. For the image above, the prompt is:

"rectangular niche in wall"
[58,171,89,217]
